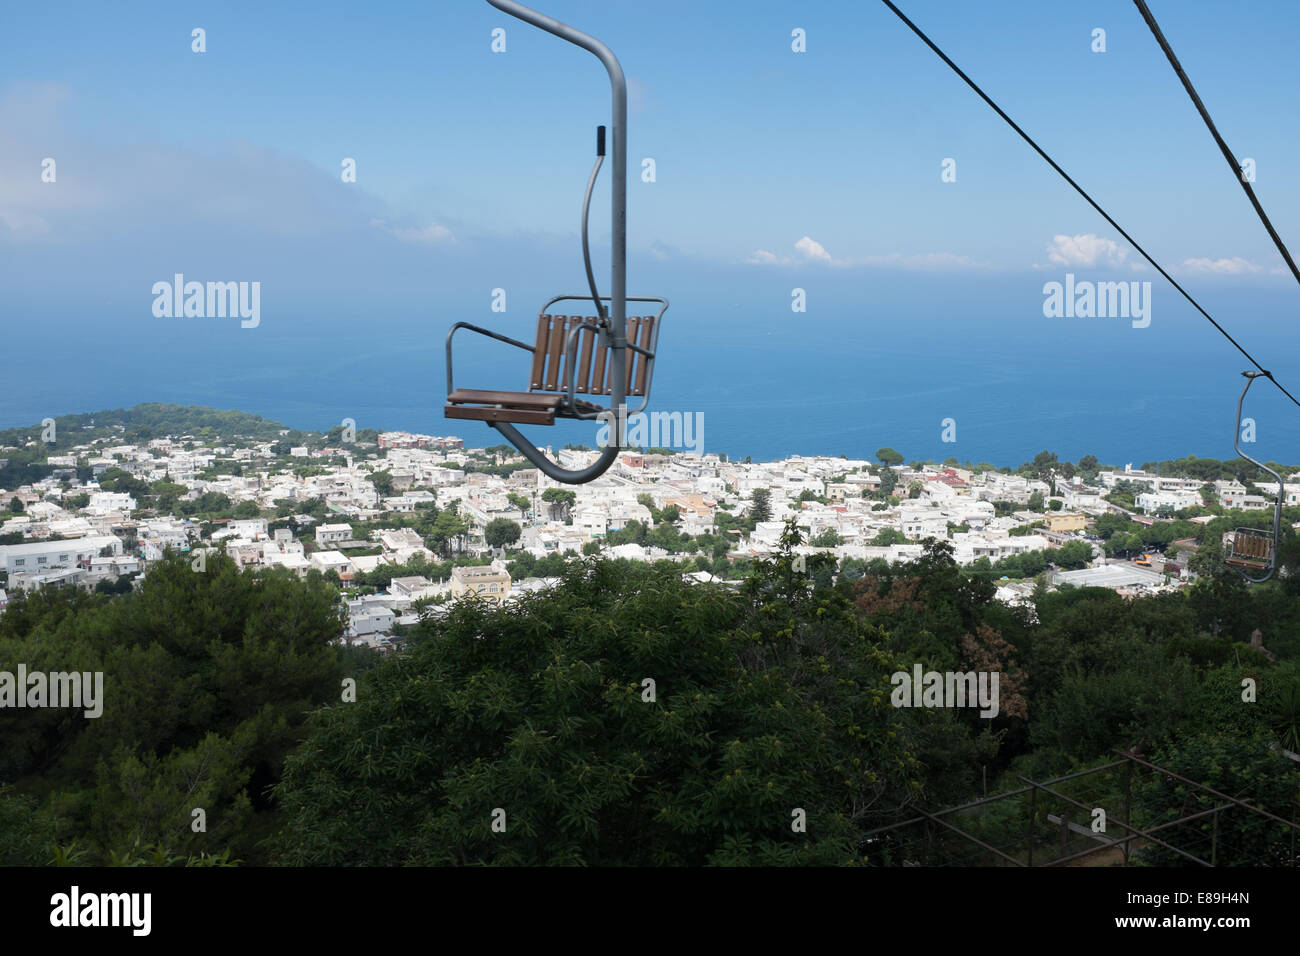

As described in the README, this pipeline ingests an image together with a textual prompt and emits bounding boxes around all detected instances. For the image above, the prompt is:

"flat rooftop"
[1052,564,1166,589]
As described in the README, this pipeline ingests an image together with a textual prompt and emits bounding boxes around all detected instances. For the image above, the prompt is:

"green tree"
[430,509,470,558]
[271,557,923,865]
[0,553,346,865]
[484,518,522,551]
[541,488,576,522]
[1133,725,1300,866]
[749,488,772,525]
[149,481,187,514]
[296,497,328,520]
[871,528,910,547]
[233,500,261,519]
[0,785,57,865]
[606,519,648,548]
[1050,540,1093,570]
[876,448,904,467]
[1028,450,1059,481]
[368,470,394,498]
[810,529,842,548]
[879,468,898,498]
[637,493,661,524]
[97,467,151,499]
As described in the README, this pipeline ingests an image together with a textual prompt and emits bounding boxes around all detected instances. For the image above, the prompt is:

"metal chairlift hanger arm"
[444,0,639,485]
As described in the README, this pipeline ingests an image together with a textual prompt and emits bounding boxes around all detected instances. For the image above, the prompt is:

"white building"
[390,575,440,603]
[228,518,268,540]
[88,491,136,515]
[316,523,353,544]
[1099,469,1201,493]
[264,551,311,577]
[10,567,87,591]
[1135,490,1201,514]
[900,510,949,541]
[138,518,193,559]
[310,551,353,577]
[950,531,1052,565]
[976,472,1051,504]
[346,598,395,637]
[1061,486,1103,510]
[574,508,608,540]
[0,534,123,574]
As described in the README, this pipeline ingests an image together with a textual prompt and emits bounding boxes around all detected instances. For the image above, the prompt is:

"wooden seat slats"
[445,313,657,426]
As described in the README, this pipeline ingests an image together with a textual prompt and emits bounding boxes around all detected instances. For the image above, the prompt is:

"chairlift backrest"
[530,314,657,397]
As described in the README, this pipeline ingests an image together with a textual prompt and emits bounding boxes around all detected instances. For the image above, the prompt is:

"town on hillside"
[2,418,1294,654]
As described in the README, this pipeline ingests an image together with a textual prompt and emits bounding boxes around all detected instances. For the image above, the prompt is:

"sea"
[5,276,1298,470]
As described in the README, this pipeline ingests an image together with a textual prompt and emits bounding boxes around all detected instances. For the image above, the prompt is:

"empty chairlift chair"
[445,294,666,428]
[1225,371,1283,582]
[443,0,668,485]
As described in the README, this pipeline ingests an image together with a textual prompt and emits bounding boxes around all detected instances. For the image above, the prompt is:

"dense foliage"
[0,553,353,865]
[272,550,924,865]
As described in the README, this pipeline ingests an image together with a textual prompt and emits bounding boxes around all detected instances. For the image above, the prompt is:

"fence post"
[1027,787,1038,867]
[1211,808,1219,867]
[1122,757,1133,865]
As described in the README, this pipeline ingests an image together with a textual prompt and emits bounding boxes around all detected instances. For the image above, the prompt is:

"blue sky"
[5,0,1299,276]
[2,0,1299,458]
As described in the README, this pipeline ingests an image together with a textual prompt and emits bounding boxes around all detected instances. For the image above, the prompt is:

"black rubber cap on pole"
[596,125,606,156]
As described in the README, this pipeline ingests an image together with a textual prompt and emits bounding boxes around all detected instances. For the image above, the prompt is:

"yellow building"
[450,564,512,605]
[1045,512,1087,533]
[664,494,713,518]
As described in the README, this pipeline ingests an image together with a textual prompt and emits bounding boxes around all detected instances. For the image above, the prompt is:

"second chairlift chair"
[444,0,668,485]
[1224,371,1284,582]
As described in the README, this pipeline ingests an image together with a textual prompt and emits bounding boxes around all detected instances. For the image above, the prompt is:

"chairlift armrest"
[446,321,536,397]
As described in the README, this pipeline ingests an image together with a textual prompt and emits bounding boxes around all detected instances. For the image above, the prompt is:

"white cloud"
[1182,256,1262,275]
[648,239,676,261]
[794,235,832,263]
[0,209,51,237]
[0,81,397,245]
[855,251,978,270]
[1046,233,1129,268]
[747,237,981,270]
[379,221,455,244]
